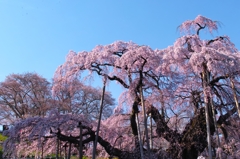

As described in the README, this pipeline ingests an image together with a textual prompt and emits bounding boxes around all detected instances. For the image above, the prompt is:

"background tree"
[0,73,52,124]
[52,77,115,120]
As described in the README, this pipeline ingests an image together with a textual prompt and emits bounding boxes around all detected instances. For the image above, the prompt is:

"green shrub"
[0,133,7,159]
[0,134,7,142]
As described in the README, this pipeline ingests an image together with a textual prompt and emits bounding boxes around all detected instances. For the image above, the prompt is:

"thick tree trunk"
[147,105,214,159]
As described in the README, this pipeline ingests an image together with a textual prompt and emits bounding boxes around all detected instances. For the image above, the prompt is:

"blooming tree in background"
[3,15,240,159]
[52,77,115,120]
[0,73,52,124]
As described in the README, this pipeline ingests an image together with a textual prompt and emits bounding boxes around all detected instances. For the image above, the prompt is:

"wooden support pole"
[78,122,83,159]
[92,78,107,159]
[140,85,151,158]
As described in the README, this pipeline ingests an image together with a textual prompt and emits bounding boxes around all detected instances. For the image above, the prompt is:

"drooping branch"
[207,36,224,45]
[51,125,139,159]
[217,106,237,125]
[50,126,92,145]
[94,133,138,159]
[209,75,229,86]
[113,49,128,57]
[184,38,195,52]
[90,62,130,89]
[196,23,206,35]
[107,75,130,89]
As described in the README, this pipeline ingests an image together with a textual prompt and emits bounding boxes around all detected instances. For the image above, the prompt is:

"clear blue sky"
[0,0,239,100]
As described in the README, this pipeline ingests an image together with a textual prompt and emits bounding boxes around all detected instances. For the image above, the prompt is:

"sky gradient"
[0,0,240,100]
